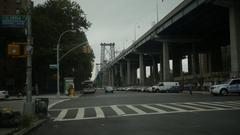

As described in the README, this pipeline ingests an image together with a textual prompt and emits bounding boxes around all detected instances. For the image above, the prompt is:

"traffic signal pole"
[23,0,34,115]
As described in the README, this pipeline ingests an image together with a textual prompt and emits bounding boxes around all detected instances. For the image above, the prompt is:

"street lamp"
[56,29,77,97]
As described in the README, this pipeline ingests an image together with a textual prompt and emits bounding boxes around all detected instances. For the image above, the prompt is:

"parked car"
[0,90,9,99]
[104,86,114,93]
[209,78,240,96]
[152,82,180,93]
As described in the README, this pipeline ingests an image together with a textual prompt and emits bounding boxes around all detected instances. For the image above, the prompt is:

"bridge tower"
[100,43,115,68]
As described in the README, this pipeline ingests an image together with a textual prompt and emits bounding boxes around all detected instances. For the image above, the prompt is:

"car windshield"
[223,79,231,84]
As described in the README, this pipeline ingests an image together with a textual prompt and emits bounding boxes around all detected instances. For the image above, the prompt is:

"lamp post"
[56,30,77,97]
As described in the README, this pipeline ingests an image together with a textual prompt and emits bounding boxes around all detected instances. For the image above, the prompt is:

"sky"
[33,0,184,79]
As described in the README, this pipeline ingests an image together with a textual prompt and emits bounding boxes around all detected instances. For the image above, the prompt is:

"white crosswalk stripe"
[95,107,105,118]
[141,105,167,113]
[156,104,186,112]
[198,102,235,108]
[51,101,240,122]
[170,103,205,111]
[111,105,125,115]
[184,102,224,110]
[55,109,68,121]
[126,105,146,114]
[75,108,85,120]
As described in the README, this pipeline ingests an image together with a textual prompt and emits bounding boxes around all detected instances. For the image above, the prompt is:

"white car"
[152,82,180,93]
[0,90,9,99]
[209,78,240,96]
[104,86,114,93]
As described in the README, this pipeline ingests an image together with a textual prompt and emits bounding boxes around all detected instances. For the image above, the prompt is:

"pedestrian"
[189,84,193,95]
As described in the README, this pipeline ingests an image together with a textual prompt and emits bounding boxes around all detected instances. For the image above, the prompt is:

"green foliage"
[32,0,94,92]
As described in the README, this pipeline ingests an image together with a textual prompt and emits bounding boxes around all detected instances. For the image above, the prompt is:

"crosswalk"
[49,100,240,122]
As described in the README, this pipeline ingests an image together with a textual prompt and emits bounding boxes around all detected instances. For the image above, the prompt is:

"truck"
[151,82,180,93]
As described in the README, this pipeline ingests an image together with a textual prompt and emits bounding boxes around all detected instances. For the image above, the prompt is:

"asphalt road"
[27,90,240,135]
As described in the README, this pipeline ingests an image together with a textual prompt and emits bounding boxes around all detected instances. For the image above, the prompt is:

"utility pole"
[156,0,159,22]
[23,0,34,115]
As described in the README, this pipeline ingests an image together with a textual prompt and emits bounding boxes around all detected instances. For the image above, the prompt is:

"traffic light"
[7,42,27,58]
[7,43,21,56]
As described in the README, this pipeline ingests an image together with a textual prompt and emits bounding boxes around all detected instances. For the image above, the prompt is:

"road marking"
[55,109,68,121]
[75,108,85,120]
[184,102,224,110]
[126,105,146,114]
[198,102,234,108]
[156,104,186,112]
[111,105,126,115]
[95,107,105,118]
[170,103,205,111]
[52,101,240,122]
[48,99,70,109]
[141,105,167,113]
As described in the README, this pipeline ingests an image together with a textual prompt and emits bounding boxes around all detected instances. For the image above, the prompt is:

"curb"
[13,119,47,135]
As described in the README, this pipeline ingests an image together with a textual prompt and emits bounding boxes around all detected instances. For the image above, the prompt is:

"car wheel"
[156,89,160,93]
[220,89,228,96]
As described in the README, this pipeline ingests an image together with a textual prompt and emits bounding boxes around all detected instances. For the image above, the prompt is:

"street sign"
[49,64,57,69]
[0,15,26,28]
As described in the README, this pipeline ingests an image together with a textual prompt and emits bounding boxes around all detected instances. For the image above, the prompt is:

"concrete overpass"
[95,0,240,88]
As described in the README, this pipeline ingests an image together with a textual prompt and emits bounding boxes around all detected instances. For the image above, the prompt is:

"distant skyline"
[33,0,184,79]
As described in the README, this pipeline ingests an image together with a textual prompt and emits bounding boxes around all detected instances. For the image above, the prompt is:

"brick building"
[0,0,32,94]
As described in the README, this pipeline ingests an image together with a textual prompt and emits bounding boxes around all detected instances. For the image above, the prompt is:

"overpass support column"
[188,55,192,74]
[131,64,137,85]
[152,56,157,84]
[163,41,170,81]
[139,53,145,85]
[173,57,182,77]
[127,59,131,86]
[191,45,199,77]
[120,63,124,86]
[159,56,163,81]
[111,67,114,86]
[229,5,240,77]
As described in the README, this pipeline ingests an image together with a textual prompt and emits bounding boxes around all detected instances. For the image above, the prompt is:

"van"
[151,82,180,93]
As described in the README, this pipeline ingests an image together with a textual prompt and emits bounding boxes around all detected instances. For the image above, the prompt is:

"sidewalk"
[0,94,80,135]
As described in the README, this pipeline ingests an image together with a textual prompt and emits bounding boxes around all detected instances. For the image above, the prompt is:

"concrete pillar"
[152,56,157,84]
[188,55,192,74]
[173,57,182,77]
[127,59,131,86]
[131,64,137,85]
[229,5,240,77]
[207,52,212,73]
[139,53,145,85]
[162,41,170,81]
[120,63,124,86]
[114,65,118,86]
[191,45,199,76]
[107,69,111,86]
[111,68,114,86]
[199,53,208,75]
[159,56,163,81]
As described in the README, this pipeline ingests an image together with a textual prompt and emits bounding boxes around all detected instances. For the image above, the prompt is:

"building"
[0,0,32,94]
[0,0,28,15]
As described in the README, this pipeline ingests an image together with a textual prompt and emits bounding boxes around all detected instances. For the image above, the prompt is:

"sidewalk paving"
[0,94,80,135]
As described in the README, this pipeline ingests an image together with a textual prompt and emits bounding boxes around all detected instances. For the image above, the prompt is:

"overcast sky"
[33,0,184,79]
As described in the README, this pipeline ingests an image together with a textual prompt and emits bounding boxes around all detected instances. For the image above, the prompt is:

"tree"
[32,0,94,93]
